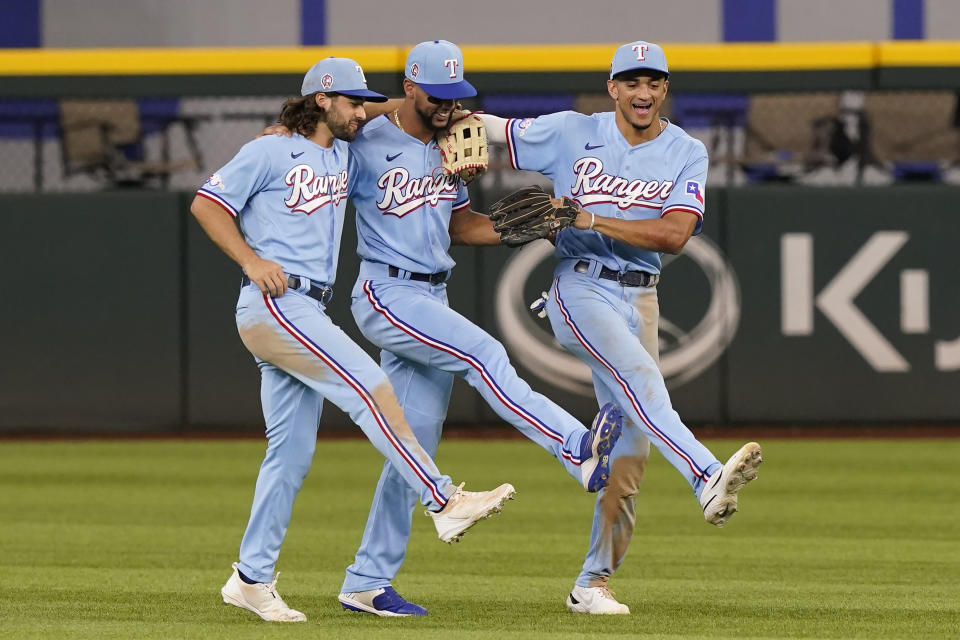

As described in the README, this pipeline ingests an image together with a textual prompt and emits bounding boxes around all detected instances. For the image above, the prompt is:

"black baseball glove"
[488,186,581,247]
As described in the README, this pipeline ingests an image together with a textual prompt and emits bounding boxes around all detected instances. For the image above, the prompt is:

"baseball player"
[335,40,624,617]
[476,41,763,614]
[190,57,516,623]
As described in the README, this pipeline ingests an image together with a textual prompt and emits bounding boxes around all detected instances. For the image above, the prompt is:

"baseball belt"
[241,274,333,304]
[387,265,449,286]
[574,260,659,288]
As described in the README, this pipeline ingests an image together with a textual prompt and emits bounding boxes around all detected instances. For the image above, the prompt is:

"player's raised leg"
[238,287,516,537]
[547,273,761,522]
[340,354,453,616]
[355,277,621,492]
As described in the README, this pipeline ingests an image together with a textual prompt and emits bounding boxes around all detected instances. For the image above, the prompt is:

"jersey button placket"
[615,149,631,220]
[422,149,434,260]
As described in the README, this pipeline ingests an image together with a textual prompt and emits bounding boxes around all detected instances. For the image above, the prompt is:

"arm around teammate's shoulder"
[477,113,509,144]
[477,110,579,147]
[361,98,403,123]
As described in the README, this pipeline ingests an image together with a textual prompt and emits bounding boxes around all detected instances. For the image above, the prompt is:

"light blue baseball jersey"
[197,133,350,284]
[505,111,707,274]
[348,115,470,274]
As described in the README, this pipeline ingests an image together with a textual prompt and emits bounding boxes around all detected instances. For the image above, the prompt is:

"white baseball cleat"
[427,482,516,543]
[699,442,763,527]
[566,584,630,615]
[221,562,307,622]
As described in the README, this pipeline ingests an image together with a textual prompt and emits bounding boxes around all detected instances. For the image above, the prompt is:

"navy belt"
[574,260,659,287]
[241,274,333,304]
[387,265,449,285]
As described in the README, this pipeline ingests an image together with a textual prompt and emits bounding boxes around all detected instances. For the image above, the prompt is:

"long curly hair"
[278,93,329,138]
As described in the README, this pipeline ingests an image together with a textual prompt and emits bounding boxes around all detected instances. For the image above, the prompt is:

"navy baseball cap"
[610,41,670,79]
[301,57,388,102]
[404,40,477,100]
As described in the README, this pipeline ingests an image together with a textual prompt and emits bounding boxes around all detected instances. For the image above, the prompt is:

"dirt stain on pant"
[590,453,649,586]
[585,291,659,586]
[370,381,438,472]
[238,321,330,381]
[241,321,440,486]
[370,381,415,440]
[633,290,661,364]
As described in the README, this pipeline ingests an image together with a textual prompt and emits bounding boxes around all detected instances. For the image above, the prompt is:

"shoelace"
[257,572,281,600]
[597,585,618,600]
[446,482,467,506]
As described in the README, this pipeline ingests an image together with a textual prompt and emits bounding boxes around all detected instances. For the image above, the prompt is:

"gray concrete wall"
[38,1,960,48]
[43,0,300,47]
[778,0,890,42]
[325,0,721,45]
[927,0,960,40]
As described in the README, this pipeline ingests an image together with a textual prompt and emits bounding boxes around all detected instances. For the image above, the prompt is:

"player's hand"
[243,257,288,297]
[571,207,593,230]
[258,124,292,138]
[549,196,591,230]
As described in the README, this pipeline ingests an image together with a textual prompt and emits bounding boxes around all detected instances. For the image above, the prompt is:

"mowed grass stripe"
[0,438,957,639]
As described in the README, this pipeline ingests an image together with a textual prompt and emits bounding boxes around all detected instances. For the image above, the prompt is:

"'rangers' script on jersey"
[571,158,674,210]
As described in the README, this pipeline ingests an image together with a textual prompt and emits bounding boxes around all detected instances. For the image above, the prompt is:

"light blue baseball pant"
[545,261,722,587]
[341,262,591,592]
[232,283,455,583]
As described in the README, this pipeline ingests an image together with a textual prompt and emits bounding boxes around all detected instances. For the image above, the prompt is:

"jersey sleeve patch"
[505,118,529,170]
[685,180,704,206]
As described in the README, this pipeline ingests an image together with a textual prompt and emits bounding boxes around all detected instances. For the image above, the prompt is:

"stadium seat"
[742,92,858,182]
[863,90,960,181]
[58,99,201,188]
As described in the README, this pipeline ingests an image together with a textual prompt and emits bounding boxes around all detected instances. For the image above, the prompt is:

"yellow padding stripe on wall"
[0,41,957,76]
[0,46,402,75]
[878,41,960,66]
[462,42,877,72]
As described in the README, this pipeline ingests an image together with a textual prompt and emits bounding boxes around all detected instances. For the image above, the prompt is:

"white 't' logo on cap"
[444,58,458,78]
[632,44,649,61]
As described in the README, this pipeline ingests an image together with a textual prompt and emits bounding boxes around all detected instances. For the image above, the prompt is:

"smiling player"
[191,57,516,623]
[477,41,764,614]
[336,40,623,618]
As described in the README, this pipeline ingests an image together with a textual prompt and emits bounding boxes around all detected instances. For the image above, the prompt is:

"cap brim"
[610,65,669,79]
[416,80,477,100]
[338,88,389,103]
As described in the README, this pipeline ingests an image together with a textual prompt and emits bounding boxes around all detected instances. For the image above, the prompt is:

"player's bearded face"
[326,96,366,142]
[611,74,668,131]
[414,88,456,131]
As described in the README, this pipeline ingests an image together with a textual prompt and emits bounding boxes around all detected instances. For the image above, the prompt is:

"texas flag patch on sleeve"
[685,180,704,206]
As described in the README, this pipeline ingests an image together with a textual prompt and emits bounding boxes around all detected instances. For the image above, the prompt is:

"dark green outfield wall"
[3,65,960,98]
[1,187,957,432]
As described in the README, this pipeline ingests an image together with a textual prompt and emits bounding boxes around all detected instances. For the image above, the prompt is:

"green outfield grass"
[0,437,958,639]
